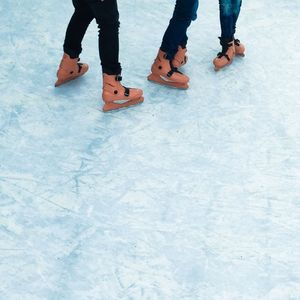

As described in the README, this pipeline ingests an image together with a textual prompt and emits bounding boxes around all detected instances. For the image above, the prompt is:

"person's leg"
[85,0,121,75]
[219,0,234,39]
[84,0,143,111]
[213,0,245,70]
[213,0,235,70]
[161,0,199,59]
[55,0,92,87]
[148,0,198,89]
[63,0,94,58]
[171,0,199,69]
[231,0,245,56]
[179,0,199,48]
[232,0,242,36]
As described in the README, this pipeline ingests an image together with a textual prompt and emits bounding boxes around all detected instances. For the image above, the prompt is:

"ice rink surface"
[1,0,300,299]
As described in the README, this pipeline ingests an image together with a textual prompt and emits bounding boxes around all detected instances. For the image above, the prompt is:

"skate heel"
[55,53,89,87]
[234,39,246,57]
[148,50,190,90]
[147,73,189,90]
[55,79,65,87]
[55,77,77,87]
[102,74,144,112]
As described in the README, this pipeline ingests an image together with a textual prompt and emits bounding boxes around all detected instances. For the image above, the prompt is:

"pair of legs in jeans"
[160,0,243,59]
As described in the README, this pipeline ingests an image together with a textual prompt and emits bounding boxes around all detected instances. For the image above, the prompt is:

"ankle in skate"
[213,38,235,71]
[55,53,89,87]
[148,50,189,89]
[102,74,144,112]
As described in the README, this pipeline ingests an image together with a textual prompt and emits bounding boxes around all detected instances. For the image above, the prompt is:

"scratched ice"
[0,0,300,299]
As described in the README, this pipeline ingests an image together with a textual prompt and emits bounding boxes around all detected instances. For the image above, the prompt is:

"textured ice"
[1,0,300,299]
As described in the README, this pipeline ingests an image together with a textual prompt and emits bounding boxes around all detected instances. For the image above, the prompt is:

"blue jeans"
[160,0,199,59]
[219,0,242,39]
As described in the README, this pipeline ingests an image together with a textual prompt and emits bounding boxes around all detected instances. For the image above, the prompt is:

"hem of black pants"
[159,46,177,60]
[102,67,122,76]
[63,46,81,59]
[220,35,235,41]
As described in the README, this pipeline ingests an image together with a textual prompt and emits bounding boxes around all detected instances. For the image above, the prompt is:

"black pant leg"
[63,0,94,58]
[85,0,121,75]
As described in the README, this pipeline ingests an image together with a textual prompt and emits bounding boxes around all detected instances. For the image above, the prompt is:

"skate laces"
[217,38,233,61]
[234,39,241,46]
[167,61,183,78]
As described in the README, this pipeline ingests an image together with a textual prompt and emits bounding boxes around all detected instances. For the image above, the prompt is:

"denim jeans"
[160,0,199,59]
[219,0,242,39]
[63,0,121,75]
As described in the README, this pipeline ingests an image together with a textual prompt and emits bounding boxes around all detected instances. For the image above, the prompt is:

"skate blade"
[147,74,189,90]
[55,76,79,87]
[55,71,88,87]
[103,97,144,112]
[236,53,245,57]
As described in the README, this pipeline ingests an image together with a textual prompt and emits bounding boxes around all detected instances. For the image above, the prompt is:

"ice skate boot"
[234,39,246,57]
[173,46,188,68]
[55,53,89,87]
[102,74,144,112]
[213,38,235,71]
[148,50,189,89]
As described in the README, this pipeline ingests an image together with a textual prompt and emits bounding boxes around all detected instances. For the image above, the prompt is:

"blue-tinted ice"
[1,0,300,299]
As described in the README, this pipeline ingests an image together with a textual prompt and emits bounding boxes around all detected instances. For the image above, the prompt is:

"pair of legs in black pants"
[63,0,121,75]
[59,0,144,112]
